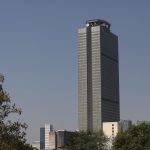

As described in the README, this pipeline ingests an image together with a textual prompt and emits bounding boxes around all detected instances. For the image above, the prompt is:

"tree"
[66,131,108,150]
[0,76,34,150]
[113,123,150,150]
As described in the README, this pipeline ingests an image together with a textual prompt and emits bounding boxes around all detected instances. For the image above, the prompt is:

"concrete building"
[78,19,120,132]
[103,121,132,149]
[40,124,53,150]
[103,121,132,139]
[103,122,119,149]
[103,121,132,138]
[119,120,132,132]
[40,124,73,150]
[49,131,57,150]
[32,141,40,150]
[57,130,73,150]
[103,122,119,138]
[136,120,149,125]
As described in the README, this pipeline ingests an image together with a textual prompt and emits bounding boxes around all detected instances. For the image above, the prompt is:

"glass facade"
[40,124,51,150]
[78,19,120,132]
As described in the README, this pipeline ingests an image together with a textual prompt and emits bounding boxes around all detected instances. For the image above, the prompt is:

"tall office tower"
[78,19,120,132]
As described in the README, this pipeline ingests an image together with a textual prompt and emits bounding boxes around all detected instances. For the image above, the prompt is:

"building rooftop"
[86,19,111,31]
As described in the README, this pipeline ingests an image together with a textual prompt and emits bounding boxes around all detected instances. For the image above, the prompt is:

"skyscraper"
[40,124,53,150]
[78,19,120,132]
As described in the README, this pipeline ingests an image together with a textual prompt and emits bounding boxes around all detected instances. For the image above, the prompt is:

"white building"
[40,124,53,150]
[49,131,56,150]
[103,122,119,149]
[32,141,40,150]
[103,122,119,138]
[103,121,132,149]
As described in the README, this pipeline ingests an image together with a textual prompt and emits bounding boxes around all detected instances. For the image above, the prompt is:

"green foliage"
[66,130,108,150]
[113,123,150,150]
[0,83,34,150]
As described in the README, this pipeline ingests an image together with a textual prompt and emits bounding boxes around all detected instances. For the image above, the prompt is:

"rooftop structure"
[86,19,111,31]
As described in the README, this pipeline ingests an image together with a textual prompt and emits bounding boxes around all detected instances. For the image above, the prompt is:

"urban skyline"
[78,19,120,132]
[0,1,150,143]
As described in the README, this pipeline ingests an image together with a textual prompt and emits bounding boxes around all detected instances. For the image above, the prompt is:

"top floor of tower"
[86,19,110,32]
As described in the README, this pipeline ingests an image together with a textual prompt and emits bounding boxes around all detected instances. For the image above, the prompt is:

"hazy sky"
[0,0,150,143]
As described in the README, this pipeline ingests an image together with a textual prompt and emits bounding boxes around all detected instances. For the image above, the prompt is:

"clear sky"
[0,0,150,143]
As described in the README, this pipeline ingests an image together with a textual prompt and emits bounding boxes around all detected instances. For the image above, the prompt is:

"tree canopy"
[66,130,108,150]
[113,123,150,150]
[0,78,34,150]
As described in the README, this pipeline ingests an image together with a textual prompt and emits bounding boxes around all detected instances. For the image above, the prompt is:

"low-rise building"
[49,131,57,150]
[57,130,73,150]
[119,120,132,132]
[32,141,40,150]
[136,120,149,125]
[103,122,119,149]
[103,120,132,149]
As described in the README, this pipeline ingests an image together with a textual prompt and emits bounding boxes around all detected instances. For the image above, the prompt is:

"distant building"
[119,120,132,132]
[49,131,57,150]
[40,124,53,150]
[0,73,4,91]
[0,83,2,91]
[57,130,73,150]
[32,141,40,150]
[78,19,120,132]
[40,124,73,150]
[136,120,149,125]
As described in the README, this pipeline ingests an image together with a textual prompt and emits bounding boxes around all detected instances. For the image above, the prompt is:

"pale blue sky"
[0,0,150,143]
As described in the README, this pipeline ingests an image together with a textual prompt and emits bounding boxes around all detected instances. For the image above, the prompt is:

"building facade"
[119,120,132,132]
[78,19,120,132]
[32,141,40,150]
[49,131,57,150]
[40,124,73,150]
[103,121,132,148]
[103,122,119,149]
[103,122,119,138]
[57,130,73,150]
[40,124,53,150]
[136,120,149,125]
